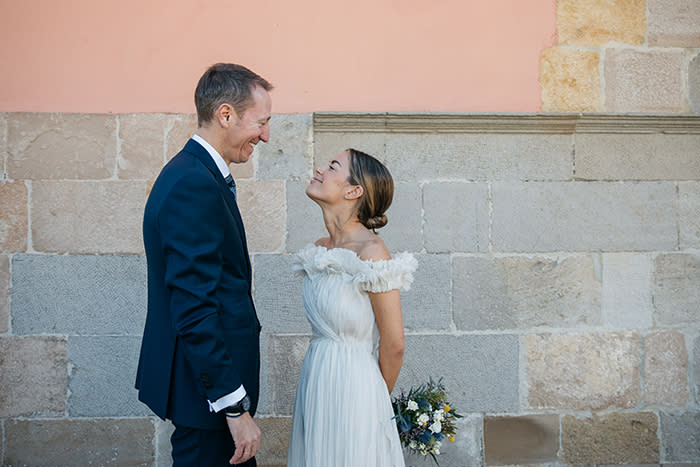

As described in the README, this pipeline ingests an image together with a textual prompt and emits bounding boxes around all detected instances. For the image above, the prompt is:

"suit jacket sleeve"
[159,170,242,402]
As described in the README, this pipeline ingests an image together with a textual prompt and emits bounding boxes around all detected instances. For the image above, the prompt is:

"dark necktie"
[224,174,237,201]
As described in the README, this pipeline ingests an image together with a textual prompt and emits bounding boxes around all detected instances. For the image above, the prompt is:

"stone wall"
[1,111,699,466]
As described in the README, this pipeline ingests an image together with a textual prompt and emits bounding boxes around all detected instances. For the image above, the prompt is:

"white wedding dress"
[287,244,417,467]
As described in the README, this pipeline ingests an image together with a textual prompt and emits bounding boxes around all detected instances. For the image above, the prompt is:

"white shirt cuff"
[208,385,246,413]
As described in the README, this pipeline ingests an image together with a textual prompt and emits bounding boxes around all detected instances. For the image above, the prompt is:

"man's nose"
[259,124,270,143]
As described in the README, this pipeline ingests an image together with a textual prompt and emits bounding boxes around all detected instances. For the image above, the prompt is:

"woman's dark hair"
[346,148,394,230]
[194,63,273,126]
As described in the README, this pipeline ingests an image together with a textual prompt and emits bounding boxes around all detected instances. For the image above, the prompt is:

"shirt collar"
[191,133,231,178]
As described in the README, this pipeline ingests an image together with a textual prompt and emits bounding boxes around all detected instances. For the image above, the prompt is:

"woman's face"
[306,150,354,203]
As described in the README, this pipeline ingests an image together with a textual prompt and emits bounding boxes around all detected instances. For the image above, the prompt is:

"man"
[136,63,273,466]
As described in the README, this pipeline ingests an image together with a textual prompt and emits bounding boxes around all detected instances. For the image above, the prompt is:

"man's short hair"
[194,63,273,126]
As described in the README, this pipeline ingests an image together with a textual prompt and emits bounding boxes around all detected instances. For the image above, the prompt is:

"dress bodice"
[293,244,417,350]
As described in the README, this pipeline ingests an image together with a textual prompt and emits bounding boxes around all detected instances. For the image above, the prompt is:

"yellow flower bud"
[448,435,455,443]
[443,405,450,412]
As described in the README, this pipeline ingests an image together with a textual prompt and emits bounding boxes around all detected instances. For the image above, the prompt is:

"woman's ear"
[344,185,363,200]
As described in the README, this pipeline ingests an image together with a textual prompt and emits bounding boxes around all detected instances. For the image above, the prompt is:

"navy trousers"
[171,424,257,467]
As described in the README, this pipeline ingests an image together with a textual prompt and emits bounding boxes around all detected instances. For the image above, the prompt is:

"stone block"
[575,133,700,180]
[0,180,27,252]
[453,255,601,331]
[492,182,677,252]
[401,254,452,331]
[526,332,641,410]
[384,133,573,182]
[648,0,700,47]
[256,113,312,181]
[483,414,559,465]
[312,132,387,172]
[403,414,483,467]
[540,47,601,112]
[602,253,653,329]
[397,334,519,413]
[0,336,67,417]
[256,417,293,466]
[556,0,645,45]
[68,335,149,416]
[31,180,146,254]
[680,183,700,248]
[237,180,286,253]
[561,412,659,465]
[154,418,175,467]
[7,113,117,180]
[691,53,700,115]
[11,254,146,335]
[266,335,310,415]
[695,336,700,406]
[1,112,6,161]
[285,180,325,253]
[253,254,310,334]
[381,182,423,252]
[605,49,684,113]
[118,113,167,180]
[165,113,197,158]
[4,418,154,466]
[653,253,700,327]
[423,182,488,253]
[645,331,689,407]
[0,255,8,332]
[660,411,700,462]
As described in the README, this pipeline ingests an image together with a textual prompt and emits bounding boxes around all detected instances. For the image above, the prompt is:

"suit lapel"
[183,139,252,280]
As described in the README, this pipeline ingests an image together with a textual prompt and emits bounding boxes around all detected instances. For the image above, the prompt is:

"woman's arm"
[369,289,405,393]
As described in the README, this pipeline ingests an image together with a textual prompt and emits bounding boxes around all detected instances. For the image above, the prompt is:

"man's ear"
[345,185,363,200]
[217,103,234,127]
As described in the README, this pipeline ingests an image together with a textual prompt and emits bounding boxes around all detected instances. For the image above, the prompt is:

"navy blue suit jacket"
[136,139,261,430]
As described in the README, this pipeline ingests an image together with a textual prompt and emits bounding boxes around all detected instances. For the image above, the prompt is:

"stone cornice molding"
[313,113,700,134]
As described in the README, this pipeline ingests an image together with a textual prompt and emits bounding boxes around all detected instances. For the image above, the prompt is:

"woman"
[287,148,417,466]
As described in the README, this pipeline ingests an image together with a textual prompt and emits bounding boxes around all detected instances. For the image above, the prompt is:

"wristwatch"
[224,395,251,418]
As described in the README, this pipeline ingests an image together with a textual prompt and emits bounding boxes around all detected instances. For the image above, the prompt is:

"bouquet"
[392,377,462,465]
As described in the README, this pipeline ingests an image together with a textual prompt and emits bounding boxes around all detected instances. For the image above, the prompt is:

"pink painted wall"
[0,0,556,114]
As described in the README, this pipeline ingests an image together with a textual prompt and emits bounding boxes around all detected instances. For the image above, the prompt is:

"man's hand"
[227,412,261,465]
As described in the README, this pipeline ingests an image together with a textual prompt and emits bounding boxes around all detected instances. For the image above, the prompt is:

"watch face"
[242,395,251,411]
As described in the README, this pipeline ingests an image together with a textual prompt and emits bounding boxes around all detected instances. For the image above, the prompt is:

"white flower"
[433,409,444,422]
[417,413,430,426]
[432,445,441,455]
[407,400,419,411]
[409,440,417,449]
[429,420,442,434]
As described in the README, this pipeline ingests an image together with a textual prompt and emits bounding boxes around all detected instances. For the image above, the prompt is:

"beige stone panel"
[1,113,7,168]
[313,132,387,170]
[256,417,292,466]
[648,0,700,47]
[0,255,8,333]
[0,336,67,417]
[557,0,645,46]
[541,47,601,112]
[575,133,700,180]
[644,331,689,406]
[680,183,700,248]
[165,113,197,157]
[231,158,254,180]
[31,181,146,254]
[237,180,285,253]
[605,49,685,113]
[118,114,166,180]
[5,418,154,466]
[0,180,28,252]
[7,113,117,180]
[561,412,659,464]
[526,332,641,410]
[484,415,559,465]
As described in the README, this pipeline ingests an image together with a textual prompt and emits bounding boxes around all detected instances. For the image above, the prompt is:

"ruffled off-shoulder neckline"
[293,244,418,293]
